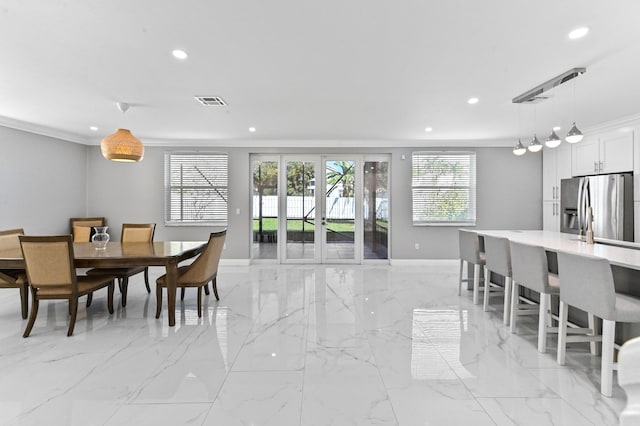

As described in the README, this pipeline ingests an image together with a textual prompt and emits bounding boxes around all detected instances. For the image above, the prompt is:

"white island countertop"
[474,230,640,270]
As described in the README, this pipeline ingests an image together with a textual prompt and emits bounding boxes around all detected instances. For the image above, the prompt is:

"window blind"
[164,153,229,225]
[412,152,476,225]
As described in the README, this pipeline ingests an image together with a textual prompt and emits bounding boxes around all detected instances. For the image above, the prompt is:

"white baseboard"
[220,259,251,266]
[389,259,458,267]
[218,259,458,267]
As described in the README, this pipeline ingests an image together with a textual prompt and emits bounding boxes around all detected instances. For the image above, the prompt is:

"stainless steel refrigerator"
[560,173,634,241]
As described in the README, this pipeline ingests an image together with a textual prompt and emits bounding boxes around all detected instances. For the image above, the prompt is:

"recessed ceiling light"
[89,126,98,132]
[553,126,561,131]
[569,27,589,40]
[424,127,433,132]
[467,97,479,105]
[172,49,188,60]
[249,127,256,132]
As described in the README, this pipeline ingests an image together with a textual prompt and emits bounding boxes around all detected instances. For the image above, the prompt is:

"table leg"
[167,261,178,327]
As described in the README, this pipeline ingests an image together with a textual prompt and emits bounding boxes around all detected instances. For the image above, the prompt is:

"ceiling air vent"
[194,96,227,106]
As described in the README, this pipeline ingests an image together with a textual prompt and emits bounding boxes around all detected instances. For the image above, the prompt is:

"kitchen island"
[472,229,640,342]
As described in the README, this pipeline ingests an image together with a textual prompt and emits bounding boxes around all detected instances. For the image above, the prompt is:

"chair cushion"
[86,267,146,277]
[36,275,114,296]
[615,293,640,323]
[156,266,191,287]
[156,266,212,288]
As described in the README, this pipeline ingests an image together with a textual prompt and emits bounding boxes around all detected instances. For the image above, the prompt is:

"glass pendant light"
[565,79,584,144]
[545,130,562,148]
[512,104,527,156]
[513,139,526,156]
[528,134,543,152]
[565,122,584,143]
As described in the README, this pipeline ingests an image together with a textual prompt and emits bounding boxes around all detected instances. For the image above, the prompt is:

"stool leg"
[601,319,616,397]
[588,314,600,355]
[503,277,512,326]
[473,264,481,305]
[557,301,569,365]
[509,282,519,333]
[538,292,549,353]
[483,266,490,311]
[458,259,464,296]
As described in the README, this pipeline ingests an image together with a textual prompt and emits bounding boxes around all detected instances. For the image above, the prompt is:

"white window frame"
[411,151,476,226]
[164,152,229,226]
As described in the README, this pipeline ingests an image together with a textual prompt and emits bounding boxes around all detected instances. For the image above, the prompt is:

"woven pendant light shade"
[100,128,144,162]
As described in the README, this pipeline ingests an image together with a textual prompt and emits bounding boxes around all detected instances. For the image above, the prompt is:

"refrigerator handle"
[577,178,587,235]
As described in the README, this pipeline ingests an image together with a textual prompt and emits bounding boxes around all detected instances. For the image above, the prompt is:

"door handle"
[599,161,604,172]
[594,161,598,173]
[552,186,556,199]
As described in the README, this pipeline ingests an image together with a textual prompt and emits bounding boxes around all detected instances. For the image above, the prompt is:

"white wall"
[0,126,543,259]
[0,127,88,234]
[86,144,542,260]
[391,147,541,258]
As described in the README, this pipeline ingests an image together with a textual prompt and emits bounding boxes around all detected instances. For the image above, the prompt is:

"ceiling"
[1,1,640,147]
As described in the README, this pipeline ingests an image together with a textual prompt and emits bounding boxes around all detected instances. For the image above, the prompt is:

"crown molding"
[585,112,640,134]
[0,116,89,145]
[85,137,516,148]
[4,112,639,148]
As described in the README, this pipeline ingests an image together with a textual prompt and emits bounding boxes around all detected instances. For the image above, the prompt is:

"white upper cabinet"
[557,143,572,180]
[601,131,634,174]
[543,143,571,201]
[542,143,570,231]
[572,131,634,176]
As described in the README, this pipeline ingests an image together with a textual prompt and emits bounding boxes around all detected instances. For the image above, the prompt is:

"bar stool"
[458,229,485,304]
[482,235,512,325]
[509,241,559,352]
[557,251,640,397]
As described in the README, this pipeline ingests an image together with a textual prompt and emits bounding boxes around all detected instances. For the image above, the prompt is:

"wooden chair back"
[19,235,77,293]
[121,223,155,243]
[70,217,106,242]
[179,230,226,284]
[0,228,24,251]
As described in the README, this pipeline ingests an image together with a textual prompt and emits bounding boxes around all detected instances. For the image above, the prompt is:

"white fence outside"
[252,195,388,220]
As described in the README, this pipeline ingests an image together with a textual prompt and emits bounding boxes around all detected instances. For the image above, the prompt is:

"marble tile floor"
[0,262,627,425]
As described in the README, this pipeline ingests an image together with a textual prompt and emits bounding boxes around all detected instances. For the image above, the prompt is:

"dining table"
[0,240,207,327]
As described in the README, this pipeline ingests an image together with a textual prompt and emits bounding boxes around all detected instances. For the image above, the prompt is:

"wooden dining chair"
[69,217,106,243]
[156,230,226,318]
[87,223,155,307]
[19,235,117,337]
[0,228,29,319]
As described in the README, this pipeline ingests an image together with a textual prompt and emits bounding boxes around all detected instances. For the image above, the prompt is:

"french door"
[252,155,389,263]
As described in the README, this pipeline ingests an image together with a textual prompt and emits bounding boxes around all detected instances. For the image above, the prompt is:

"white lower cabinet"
[543,201,560,232]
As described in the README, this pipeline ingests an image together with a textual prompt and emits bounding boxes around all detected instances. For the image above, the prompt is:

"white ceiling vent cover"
[195,96,227,106]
